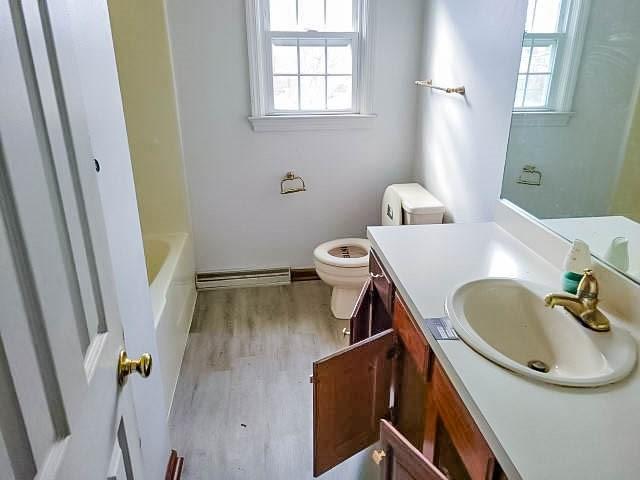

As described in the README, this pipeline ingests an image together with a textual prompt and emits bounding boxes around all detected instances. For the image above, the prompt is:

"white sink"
[445,278,637,387]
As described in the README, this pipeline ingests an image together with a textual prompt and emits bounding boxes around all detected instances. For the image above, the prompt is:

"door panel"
[20,0,110,351]
[393,296,430,380]
[313,329,396,477]
[349,277,372,345]
[0,0,146,477]
[378,420,446,480]
[394,349,428,452]
[425,361,498,480]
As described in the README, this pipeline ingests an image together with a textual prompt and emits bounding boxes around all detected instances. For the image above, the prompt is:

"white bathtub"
[143,233,196,415]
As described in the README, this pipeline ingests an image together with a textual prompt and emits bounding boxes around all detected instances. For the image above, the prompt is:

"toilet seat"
[313,238,371,268]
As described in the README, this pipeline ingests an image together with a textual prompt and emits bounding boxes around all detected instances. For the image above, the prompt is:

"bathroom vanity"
[311,215,640,480]
[312,249,506,479]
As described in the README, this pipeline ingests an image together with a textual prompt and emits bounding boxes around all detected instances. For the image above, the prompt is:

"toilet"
[314,183,445,319]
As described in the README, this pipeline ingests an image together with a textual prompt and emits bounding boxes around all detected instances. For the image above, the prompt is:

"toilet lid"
[314,238,371,268]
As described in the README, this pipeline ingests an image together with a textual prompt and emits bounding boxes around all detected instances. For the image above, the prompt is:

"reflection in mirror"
[501,0,640,283]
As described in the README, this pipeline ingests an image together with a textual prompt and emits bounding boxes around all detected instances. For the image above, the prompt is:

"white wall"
[502,0,640,220]
[414,0,527,223]
[67,0,170,478]
[165,0,425,272]
[108,0,192,237]
[612,74,640,222]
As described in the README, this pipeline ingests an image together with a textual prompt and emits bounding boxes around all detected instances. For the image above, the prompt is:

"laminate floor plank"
[169,281,377,480]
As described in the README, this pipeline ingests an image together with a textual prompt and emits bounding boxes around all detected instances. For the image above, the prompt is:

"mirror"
[501,0,640,283]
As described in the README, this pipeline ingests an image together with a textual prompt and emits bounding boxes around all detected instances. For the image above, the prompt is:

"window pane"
[327,75,352,110]
[530,0,562,33]
[530,45,553,73]
[299,0,324,30]
[301,76,326,110]
[270,0,297,30]
[326,0,353,31]
[272,43,298,74]
[525,0,536,32]
[519,46,531,73]
[273,76,299,110]
[523,74,551,107]
[300,41,325,74]
[327,43,352,74]
[514,74,526,107]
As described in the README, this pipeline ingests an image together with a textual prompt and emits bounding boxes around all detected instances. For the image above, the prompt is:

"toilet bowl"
[314,183,445,319]
[313,238,371,319]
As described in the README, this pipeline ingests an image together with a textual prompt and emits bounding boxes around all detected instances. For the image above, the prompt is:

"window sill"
[511,111,574,127]
[248,114,377,132]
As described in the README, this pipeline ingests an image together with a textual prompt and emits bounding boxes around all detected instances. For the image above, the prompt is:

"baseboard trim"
[165,450,184,480]
[291,267,320,282]
[196,267,291,290]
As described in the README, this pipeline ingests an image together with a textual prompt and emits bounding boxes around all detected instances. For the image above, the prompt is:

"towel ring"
[280,171,306,194]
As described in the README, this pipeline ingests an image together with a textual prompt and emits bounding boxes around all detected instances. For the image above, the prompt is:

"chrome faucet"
[544,269,610,332]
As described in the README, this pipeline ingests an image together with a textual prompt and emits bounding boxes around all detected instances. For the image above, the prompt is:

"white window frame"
[513,0,591,126]
[245,0,377,131]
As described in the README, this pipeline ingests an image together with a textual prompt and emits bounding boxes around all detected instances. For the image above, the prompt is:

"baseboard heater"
[196,267,291,290]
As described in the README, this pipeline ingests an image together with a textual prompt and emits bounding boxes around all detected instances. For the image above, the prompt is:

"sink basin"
[445,278,637,387]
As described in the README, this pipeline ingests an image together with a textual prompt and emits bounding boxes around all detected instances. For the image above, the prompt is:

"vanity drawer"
[393,295,430,380]
[370,249,394,316]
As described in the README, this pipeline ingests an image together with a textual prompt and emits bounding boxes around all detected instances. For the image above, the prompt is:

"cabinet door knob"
[342,327,350,338]
[371,449,386,465]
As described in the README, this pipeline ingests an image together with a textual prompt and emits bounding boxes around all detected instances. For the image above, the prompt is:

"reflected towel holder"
[516,165,542,186]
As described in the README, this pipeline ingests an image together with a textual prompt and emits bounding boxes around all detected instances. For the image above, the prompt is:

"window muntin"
[266,0,358,114]
[269,0,354,32]
[515,39,557,109]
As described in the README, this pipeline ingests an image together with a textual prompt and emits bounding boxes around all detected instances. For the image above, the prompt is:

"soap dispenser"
[562,239,592,294]
[603,237,629,272]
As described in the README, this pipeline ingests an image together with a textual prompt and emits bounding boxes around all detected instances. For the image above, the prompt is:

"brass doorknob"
[118,350,152,386]
[372,449,386,465]
[342,327,350,338]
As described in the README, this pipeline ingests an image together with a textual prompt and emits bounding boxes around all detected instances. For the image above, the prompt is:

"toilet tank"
[381,183,445,226]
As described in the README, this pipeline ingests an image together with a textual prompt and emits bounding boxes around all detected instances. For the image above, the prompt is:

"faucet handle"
[577,269,598,300]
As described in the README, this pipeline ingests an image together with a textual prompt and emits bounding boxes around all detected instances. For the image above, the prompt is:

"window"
[246,0,376,131]
[514,0,590,120]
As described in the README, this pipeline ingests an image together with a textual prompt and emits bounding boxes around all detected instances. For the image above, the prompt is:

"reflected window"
[515,0,589,112]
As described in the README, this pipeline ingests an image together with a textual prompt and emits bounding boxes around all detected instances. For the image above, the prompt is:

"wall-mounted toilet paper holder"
[516,164,542,186]
[280,171,306,194]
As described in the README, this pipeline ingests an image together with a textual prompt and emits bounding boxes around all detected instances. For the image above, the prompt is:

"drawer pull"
[370,273,384,279]
[371,449,386,465]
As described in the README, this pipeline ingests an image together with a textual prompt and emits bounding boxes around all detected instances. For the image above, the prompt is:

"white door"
[0,0,152,478]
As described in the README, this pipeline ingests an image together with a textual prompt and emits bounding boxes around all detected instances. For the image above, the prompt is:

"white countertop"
[368,222,640,480]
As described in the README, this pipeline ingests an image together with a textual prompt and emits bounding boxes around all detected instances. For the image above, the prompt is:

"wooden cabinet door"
[370,250,394,337]
[393,296,431,380]
[377,420,447,480]
[424,361,501,480]
[370,250,394,315]
[349,277,372,345]
[348,250,394,346]
[313,330,396,477]
[392,295,431,452]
